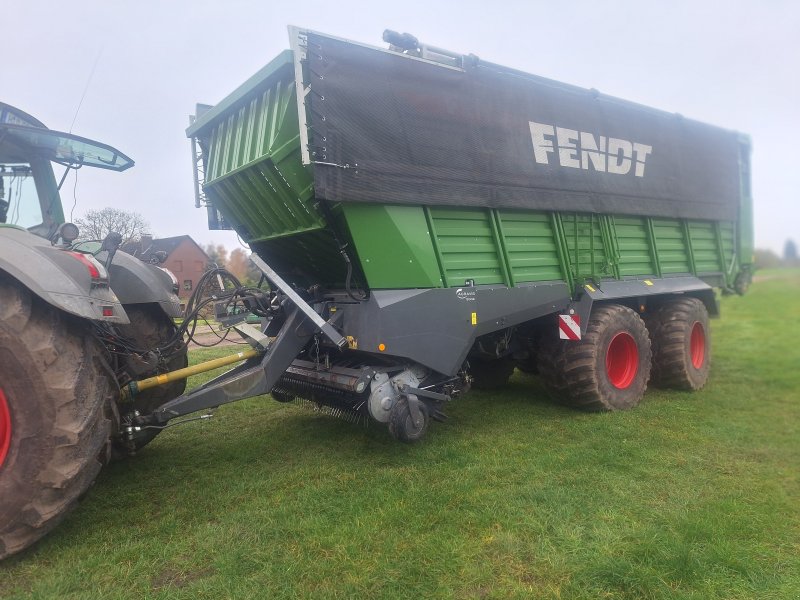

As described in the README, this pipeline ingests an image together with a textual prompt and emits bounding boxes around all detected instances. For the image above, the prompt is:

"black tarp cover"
[305,32,743,221]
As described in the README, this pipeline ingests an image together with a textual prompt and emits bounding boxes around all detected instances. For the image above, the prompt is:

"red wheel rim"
[0,389,11,469]
[606,332,639,389]
[690,322,706,369]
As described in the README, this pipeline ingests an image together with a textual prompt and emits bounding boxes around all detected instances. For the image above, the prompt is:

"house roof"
[121,235,210,263]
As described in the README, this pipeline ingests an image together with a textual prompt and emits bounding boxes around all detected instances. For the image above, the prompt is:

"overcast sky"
[7,1,799,254]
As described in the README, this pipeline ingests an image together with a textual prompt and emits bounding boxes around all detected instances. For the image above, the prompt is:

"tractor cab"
[0,102,133,241]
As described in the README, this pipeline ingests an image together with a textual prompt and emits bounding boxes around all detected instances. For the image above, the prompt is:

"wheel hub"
[690,322,706,369]
[606,332,639,389]
[0,389,11,469]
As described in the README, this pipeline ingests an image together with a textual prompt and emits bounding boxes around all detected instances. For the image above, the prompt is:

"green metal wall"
[198,56,325,244]
[344,204,740,292]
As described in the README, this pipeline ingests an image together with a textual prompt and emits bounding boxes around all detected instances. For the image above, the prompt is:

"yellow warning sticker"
[471,312,477,326]
[643,280,654,286]
[585,284,596,292]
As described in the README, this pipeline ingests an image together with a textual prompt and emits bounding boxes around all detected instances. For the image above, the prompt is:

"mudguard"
[106,251,183,318]
[0,226,129,324]
[0,228,183,323]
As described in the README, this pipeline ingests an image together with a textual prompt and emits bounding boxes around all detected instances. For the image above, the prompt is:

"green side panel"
[560,213,609,281]
[202,66,323,243]
[429,207,505,287]
[688,221,723,273]
[652,218,691,274]
[496,210,564,282]
[614,216,656,276]
[342,204,443,289]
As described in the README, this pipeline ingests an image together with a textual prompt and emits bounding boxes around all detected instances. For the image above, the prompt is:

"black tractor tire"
[538,304,651,411]
[115,305,188,457]
[469,358,516,390]
[0,278,114,560]
[388,397,429,443]
[645,297,710,390]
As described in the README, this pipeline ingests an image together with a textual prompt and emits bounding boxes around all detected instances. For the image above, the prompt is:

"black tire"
[645,297,710,390]
[469,358,516,390]
[0,278,114,560]
[115,305,188,456]
[538,304,651,411]
[388,398,429,443]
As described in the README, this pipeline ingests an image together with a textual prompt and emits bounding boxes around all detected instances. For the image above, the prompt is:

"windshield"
[0,163,43,228]
[0,124,134,171]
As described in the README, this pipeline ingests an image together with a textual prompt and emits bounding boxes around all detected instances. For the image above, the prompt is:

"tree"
[753,248,781,270]
[75,207,150,245]
[226,248,250,281]
[783,239,798,265]
[245,259,263,285]
[226,248,264,285]
[204,243,228,268]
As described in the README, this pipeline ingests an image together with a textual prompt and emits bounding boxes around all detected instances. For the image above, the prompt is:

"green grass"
[2,270,799,599]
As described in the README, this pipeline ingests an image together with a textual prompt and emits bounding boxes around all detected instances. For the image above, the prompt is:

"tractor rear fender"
[105,250,183,318]
[0,227,129,324]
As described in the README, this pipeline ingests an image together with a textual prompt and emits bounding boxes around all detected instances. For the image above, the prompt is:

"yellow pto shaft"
[120,348,262,402]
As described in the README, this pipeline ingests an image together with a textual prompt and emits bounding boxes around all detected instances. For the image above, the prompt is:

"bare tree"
[75,208,151,245]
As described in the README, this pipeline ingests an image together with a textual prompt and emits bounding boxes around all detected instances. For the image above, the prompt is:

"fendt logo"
[529,121,653,178]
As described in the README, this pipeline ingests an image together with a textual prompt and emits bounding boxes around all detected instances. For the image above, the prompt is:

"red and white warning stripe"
[558,314,581,340]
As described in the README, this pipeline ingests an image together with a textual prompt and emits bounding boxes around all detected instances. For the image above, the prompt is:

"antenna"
[69,47,104,133]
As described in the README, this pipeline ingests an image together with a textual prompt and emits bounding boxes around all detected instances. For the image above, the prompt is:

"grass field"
[1,270,799,599]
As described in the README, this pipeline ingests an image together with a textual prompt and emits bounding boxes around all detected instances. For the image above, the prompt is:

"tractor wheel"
[114,305,188,457]
[388,397,429,443]
[469,358,516,390]
[645,297,710,390]
[0,278,114,560]
[539,304,651,411]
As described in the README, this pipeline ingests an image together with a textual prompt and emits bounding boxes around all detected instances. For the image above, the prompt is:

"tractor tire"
[645,297,710,390]
[0,278,114,560]
[388,397,429,443]
[539,304,651,411]
[114,305,188,457]
[469,358,516,390]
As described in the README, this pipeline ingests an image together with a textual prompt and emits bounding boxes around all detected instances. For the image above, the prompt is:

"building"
[121,235,212,302]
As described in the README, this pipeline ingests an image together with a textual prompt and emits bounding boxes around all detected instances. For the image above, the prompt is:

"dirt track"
[185,323,244,349]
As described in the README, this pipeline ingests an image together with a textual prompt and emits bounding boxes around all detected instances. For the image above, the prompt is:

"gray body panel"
[333,275,717,376]
[336,282,571,376]
[0,226,128,323]
[0,227,183,323]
